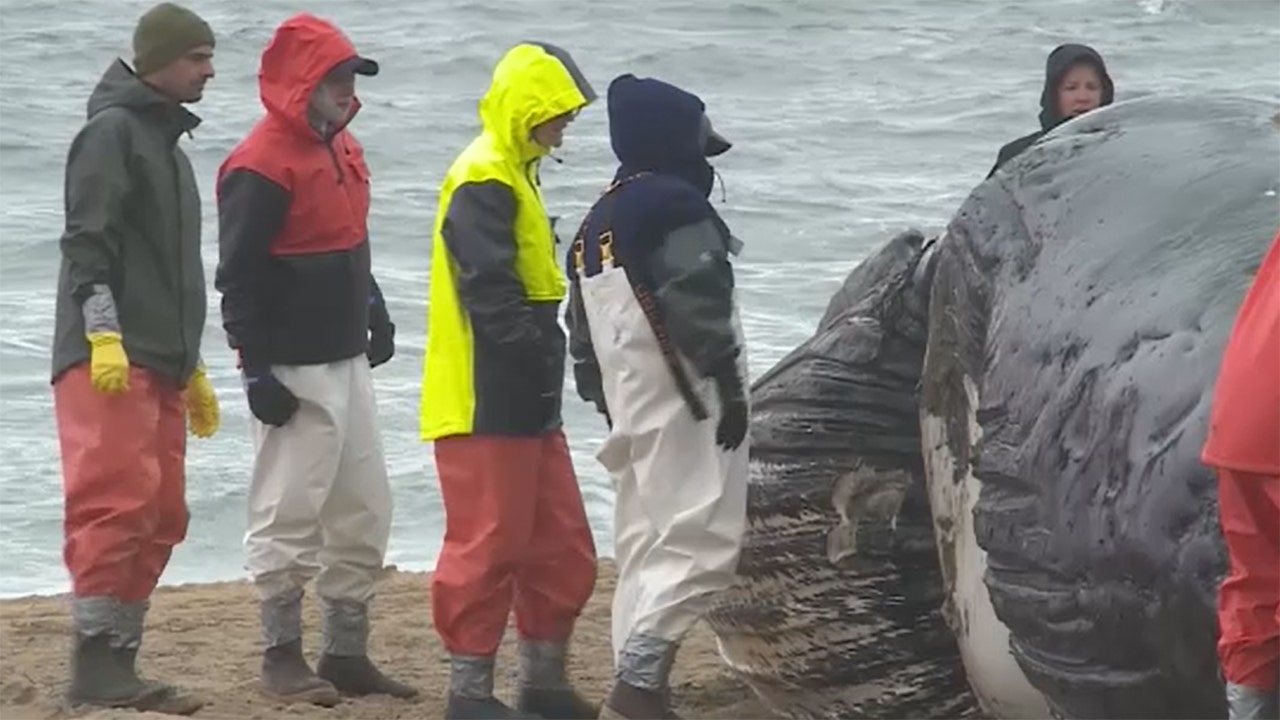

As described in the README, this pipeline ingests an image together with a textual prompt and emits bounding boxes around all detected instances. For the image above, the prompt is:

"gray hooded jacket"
[51,59,207,386]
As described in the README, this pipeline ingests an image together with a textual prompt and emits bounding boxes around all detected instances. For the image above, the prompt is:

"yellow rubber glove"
[187,364,220,439]
[87,331,129,394]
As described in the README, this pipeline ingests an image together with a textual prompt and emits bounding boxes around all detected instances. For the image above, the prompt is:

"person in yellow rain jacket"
[420,42,599,720]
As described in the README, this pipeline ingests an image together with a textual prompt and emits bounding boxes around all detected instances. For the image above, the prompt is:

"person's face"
[531,109,578,149]
[1057,63,1103,119]
[311,69,357,126]
[146,45,215,103]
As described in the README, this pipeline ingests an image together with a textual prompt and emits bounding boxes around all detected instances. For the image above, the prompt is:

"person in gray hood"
[50,3,219,714]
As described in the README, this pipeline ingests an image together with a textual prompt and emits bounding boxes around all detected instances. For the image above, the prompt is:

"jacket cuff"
[81,284,121,335]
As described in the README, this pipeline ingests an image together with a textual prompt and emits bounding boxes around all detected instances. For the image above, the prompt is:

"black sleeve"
[60,112,131,308]
[440,180,541,352]
[987,143,1016,179]
[565,278,606,412]
[648,217,740,379]
[987,133,1040,179]
[987,142,1015,179]
[214,169,290,364]
[369,273,392,330]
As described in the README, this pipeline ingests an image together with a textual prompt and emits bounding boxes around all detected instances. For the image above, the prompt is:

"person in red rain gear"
[1202,229,1280,720]
[51,3,219,714]
[215,13,412,706]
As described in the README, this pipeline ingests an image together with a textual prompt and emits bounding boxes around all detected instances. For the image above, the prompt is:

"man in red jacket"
[1202,229,1280,720]
[214,13,410,706]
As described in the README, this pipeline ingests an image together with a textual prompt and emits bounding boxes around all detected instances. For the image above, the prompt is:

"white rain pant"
[244,357,392,604]
[577,264,749,660]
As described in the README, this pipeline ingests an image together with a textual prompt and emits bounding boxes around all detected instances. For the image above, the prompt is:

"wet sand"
[0,561,775,719]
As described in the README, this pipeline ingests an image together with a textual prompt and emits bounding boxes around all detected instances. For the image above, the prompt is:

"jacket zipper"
[327,139,345,184]
[525,159,555,260]
[170,146,188,380]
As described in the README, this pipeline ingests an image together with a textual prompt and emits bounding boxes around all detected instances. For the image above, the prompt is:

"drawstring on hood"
[1037,43,1114,131]
[258,13,377,141]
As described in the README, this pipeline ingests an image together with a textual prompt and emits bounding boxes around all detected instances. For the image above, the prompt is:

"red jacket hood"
[259,13,362,136]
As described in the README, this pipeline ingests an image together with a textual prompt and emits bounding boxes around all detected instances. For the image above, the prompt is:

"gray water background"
[1,0,1277,598]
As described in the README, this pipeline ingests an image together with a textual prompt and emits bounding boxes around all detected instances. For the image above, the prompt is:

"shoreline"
[0,561,775,719]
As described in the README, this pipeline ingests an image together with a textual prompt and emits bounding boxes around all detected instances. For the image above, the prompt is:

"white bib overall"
[576,245,750,663]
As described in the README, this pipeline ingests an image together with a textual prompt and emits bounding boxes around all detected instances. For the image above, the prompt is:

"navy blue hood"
[607,73,730,197]
[1038,43,1115,131]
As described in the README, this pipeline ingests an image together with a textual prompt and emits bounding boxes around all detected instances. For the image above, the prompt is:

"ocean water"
[0,0,1276,599]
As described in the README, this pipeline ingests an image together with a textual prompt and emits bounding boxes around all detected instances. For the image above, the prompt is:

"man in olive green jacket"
[51,3,219,714]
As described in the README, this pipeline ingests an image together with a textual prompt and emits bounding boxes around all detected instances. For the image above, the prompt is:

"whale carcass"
[704,95,1280,719]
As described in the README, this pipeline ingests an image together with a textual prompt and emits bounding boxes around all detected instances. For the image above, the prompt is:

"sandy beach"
[0,561,774,719]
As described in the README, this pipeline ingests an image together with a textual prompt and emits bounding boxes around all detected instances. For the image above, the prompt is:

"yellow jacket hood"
[479,42,596,162]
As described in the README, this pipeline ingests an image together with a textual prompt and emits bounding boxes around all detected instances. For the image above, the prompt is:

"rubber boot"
[514,638,597,719]
[66,633,160,709]
[115,600,204,715]
[444,655,540,720]
[599,682,681,720]
[258,588,340,706]
[314,597,418,699]
[1226,682,1279,720]
[599,634,681,720]
[65,597,162,710]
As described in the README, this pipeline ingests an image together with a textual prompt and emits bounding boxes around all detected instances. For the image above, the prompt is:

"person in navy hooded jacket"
[565,74,749,719]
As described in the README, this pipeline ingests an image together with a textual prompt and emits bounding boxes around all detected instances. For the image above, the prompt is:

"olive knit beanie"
[132,3,215,76]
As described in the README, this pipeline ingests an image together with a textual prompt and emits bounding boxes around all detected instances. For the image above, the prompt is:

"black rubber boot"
[599,634,682,719]
[514,638,597,719]
[598,680,680,719]
[258,588,340,706]
[314,596,419,699]
[446,693,543,719]
[261,639,341,707]
[65,633,162,709]
[114,601,204,715]
[518,687,598,719]
[445,654,540,720]
[114,646,205,715]
[317,653,419,699]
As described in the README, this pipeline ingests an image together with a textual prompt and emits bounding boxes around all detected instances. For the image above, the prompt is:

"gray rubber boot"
[444,655,539,720]
[514,638,597,719]
[258,588,340,707]
[600,634,682,720]
[1226,682,1279,720]
[65,597,159,709]
[114,600,204,715]
[314,597,418,699]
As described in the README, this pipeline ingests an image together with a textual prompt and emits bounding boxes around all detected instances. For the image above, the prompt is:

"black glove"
[368,320,395,368]
[594,398,612,430]
[242,364,299,427]
[712,365,748,451]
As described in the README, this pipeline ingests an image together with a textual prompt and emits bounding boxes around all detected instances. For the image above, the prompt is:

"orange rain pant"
[54,364,189,602]
[431,430,597,657]
[1215,467,1280,691]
